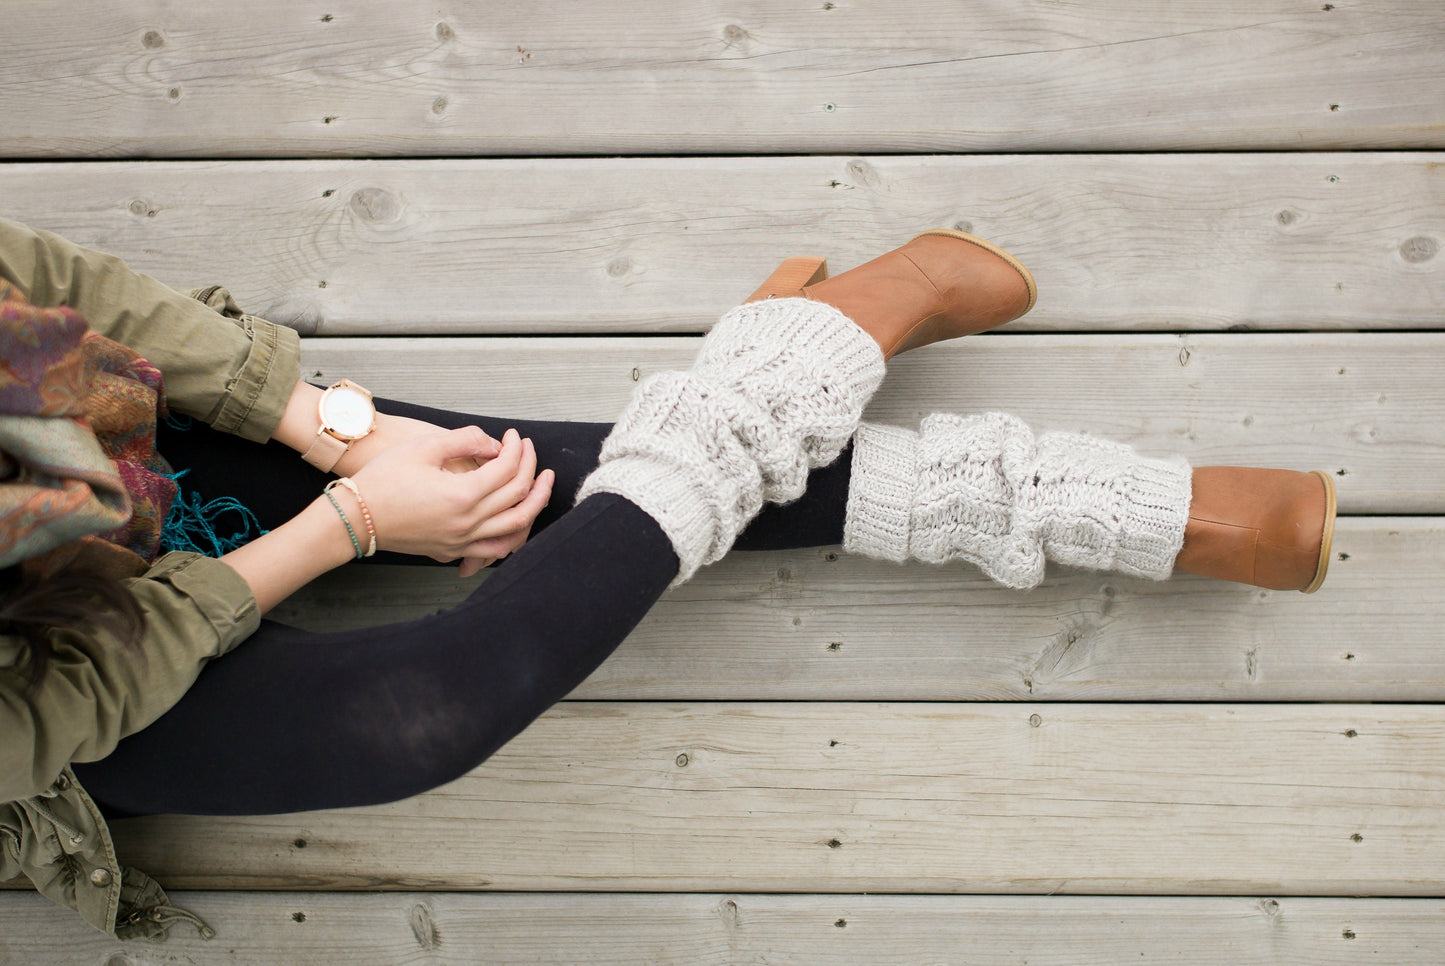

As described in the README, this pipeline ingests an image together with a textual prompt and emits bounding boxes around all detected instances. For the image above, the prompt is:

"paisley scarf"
[0,280,175,577]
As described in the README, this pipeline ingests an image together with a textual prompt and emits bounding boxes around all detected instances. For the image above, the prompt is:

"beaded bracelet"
[323,488,363,560]
[326,477,377,557]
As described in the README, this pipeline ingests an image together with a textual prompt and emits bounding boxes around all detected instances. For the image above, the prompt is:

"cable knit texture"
[578,298,885,584]
[844,412,1192,588]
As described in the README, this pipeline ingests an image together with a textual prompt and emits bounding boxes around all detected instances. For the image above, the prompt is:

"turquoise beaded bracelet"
[323,489,364,560]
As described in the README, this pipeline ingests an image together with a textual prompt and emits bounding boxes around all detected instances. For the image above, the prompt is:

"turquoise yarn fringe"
[159,469,269,557]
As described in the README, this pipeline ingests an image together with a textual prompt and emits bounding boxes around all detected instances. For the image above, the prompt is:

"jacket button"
[53,773,71,791]
[89,868,113,888]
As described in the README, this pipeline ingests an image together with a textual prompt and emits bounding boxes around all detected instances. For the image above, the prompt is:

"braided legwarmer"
[578,298,884,584]
[843,412,1193,589]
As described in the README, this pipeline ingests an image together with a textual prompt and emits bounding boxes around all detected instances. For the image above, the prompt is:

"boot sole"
[1301,469,1337,594]
[909,228,1039,314]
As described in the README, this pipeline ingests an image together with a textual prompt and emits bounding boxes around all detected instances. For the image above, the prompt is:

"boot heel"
[1302,469,1337,594]
[745,255,829,303]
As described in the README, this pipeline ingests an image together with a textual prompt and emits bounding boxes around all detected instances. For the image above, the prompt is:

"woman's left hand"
[331,410,498,478]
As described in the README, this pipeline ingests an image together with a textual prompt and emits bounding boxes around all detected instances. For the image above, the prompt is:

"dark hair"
[0,562,145,689]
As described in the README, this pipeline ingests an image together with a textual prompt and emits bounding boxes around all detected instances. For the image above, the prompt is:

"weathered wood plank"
[272,519,1444,703]
[3,155,1439,334]
[4,2,1441,156]
[96,704,1445,895]
[296,333,1445,513]
[3,893,1440,964]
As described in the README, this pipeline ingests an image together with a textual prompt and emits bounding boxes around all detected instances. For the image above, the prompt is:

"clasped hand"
[345,421,555,577]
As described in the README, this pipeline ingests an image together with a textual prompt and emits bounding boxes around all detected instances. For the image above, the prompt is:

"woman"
[0,217,1334,939]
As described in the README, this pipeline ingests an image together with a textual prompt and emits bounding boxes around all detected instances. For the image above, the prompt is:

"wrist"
[331,413,392,478]
[308,494,367,569]
[273,381,326,453]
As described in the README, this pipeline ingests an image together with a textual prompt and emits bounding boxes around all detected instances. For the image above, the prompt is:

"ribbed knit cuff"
[1108,454,1193,580]
[575,455,722,586]
[842,422,919,563]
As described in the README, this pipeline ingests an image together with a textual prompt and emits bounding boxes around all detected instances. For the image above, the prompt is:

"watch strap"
[302,428,349,473]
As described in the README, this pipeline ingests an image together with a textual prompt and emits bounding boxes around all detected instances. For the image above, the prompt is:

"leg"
[843,412,1335,592]
[73,492,678,816]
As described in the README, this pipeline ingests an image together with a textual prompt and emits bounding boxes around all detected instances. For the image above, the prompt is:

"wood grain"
[271,519,1445,702]
[3,154,1439,334]
[3,893,1440,964]
[295,333,1445,513]
[3,2,1441,156]
[92,704,1445,895]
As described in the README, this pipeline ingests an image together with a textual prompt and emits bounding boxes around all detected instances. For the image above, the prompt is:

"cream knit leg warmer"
[578,298,885,584]
[843,412,1193,589]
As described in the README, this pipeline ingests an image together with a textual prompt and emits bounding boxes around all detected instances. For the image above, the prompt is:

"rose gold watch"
[301,379,377,473]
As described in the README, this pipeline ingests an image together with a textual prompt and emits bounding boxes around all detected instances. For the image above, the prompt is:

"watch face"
[322,385,374,439]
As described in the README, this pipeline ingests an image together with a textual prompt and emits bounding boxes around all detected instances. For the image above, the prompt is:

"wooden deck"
[3,2,1443,962]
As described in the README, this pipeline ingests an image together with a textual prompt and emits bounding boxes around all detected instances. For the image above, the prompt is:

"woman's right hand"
[349,425,555,573]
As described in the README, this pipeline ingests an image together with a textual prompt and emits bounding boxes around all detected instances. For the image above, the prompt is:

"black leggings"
[72,397,853,817]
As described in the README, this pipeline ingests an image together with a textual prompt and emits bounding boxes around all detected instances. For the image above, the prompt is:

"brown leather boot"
[745,230,1037,360]
[1173,467,1337,593]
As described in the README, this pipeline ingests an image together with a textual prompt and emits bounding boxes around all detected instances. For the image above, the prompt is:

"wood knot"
[1400,236,1438,263]
[142,30,164,49]
[432,96,449,115]
[435,22,455,41]
[409,903,442,950]
[350,187,403,224]
[846,159,881,188]
[723,24,749,44]
[607,256,633,278]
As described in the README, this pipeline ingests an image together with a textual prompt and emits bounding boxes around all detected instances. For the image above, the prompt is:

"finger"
[423,425,504,466]
[474,436,539,520]
[468,469,554,541]
[457,555,497,579]
[458,533,527,561]
[461,428,526,497]
[442,455,484,474]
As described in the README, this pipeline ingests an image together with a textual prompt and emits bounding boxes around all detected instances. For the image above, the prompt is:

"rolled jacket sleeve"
[0,216,301,443]
[0,553,259,805]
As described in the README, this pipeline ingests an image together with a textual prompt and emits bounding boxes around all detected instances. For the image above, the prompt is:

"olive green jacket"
[0,217,302,939]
